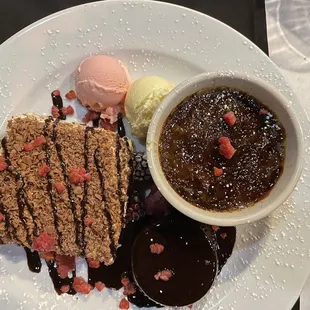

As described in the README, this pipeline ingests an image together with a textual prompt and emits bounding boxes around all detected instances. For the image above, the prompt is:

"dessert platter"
[0,1,309,310]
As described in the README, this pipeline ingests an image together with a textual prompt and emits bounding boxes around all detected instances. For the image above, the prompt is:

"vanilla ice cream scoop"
[125,76,174,138]
[75,55,132,111]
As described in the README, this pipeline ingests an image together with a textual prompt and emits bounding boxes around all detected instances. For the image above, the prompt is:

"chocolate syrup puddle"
[24,247,41,273]
[94,148,116,258]
[1,138,37,242]
[81,127,92,254]
[46,260,76,295]
[51,91,66,120]
[52,120,80,249]
[43,118,62,250]
[117,113,126,138]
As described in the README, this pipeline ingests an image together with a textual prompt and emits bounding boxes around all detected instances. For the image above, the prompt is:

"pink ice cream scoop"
[75,55,132,111]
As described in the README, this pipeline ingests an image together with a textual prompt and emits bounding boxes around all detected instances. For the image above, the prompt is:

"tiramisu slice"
[0,114,132,265]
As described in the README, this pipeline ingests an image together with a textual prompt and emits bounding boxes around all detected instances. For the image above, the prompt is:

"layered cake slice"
[0,114,132,265]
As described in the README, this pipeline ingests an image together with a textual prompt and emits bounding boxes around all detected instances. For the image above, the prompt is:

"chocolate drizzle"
[115,138,125,220]
[52,120,81,250]
[94,148,116,258]
[117,113,126,138]
[43,118,62,250]
[51,91,66,120]
[24,247,42,273]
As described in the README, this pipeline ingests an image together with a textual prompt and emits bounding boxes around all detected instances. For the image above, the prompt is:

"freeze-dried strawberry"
[123,282,136,296]
[72,277,93,294]
[220,233,227,240]
[38,164,51,177]
[56,254,75,279]
[150,243,164,254]
[218,137,230,145]
[219,143,236,160]
[0,213,5,222]
[95,281,105,292]
[84,217,95,226]
[62,105,74,116]
[87,258,100,269]
[65,90,77,100]
[154,269,173,281]
[24,143,35,152]
[119,298,130,309]
[55,182,65,193]
[32,232,55,252]
[213,167,223,177]
[82,110,100,123]
[52,90,60,97]
[121,275,130,287]
[259,109,268,115]
[212,225,220,232]
[33,135,46,147]
[51,106,60,118]
[100,119,117,131]
[83,173,91,181]
[69,168,91,184]
[223,111,236,127]
[0,157,7,171]
[60,285,70,294]
[40,251,55,261]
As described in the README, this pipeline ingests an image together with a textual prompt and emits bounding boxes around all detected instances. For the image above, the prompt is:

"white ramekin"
[147,72,304,226]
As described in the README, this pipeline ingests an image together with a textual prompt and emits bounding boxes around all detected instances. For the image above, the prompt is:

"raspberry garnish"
[60,285,70,294]
[65,90,77,100]
[213,167,223,177]
[56,254,75,279]
[259,109,268,115]
[69,168,91,184]
[100,119,117,131]
[0,157,7,171]
[87,258,100,269]
[82,110,100,123]
[24,143,35,152]
[52,90,60,97]
[149,243,164,254]
[223,111,236,127]
[62,105,74,116]
[123,282,136,296]
[95,281,105,292]
[119,298,130,309]
[220,233,227,240]
[154,269,173,281]
[38,163,51,177]
[218,137,236,160]
[39,251,55,261]
[212,225,220,232]
[32,231,55,252]
[0,213,5,222]
[84,217,95,226]
[33,135,46,147]
[51,106,60,118]
[72,277,93,294]
[55,182,65,193]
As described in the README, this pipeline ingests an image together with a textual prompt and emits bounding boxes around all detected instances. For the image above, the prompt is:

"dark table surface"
[0,1,299,309]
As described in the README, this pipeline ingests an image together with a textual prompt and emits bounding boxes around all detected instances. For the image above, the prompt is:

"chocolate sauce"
[94,149,116,258]
[43,118,62,250]
[0,201,12,240]
[24,247,42,273]
[47,260,76,295]
[52,120,80,249]
[117,113,126,138]
[51,91,66,120]
[116,138,125,221]
[93,119,100,128]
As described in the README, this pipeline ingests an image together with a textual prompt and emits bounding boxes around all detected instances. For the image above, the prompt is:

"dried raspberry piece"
[212,225,220,232]
[150,243,164,254]
[95,281,105,292]
[0,213,5,222]
[0,157,7,171]
[154,269,173,281]
[62,105,75,116]
[84,217,95,226]
[32,232,55,252]
[218,137,231,145]
[121,275,130,287]
[52,90,60,97]
[220,233,227,240]
[51,106,60,118]
[123,282,136,296]
[213,167,223,177]
[188,305,193,309]
[82,110,100,123]
[24,143,35,152]
[72,277,93,294]
[100,119,117,131]
[119,298,130,309]
[33,135,46,147]
[60,285,70,294]
[55,182,65,193]
[259,109,268,115]
[56,254,75,279]
[40,251,55,261]
[65,90,77,100]
[223,111,236,127]
[38,164,51,177]
[69,168,91,184]
[87,258,100,269]
[219,143,236,160]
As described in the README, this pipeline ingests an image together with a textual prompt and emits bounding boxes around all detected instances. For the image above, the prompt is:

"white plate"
[0,1,309,309]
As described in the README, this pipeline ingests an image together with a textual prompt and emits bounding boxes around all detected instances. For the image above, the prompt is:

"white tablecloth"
[265,1,310,309]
